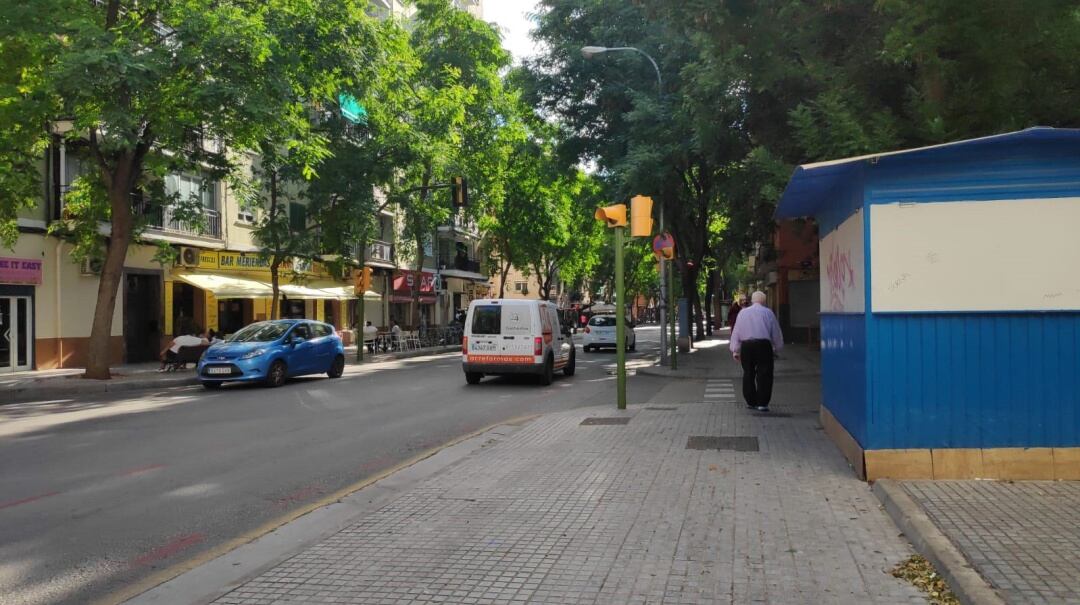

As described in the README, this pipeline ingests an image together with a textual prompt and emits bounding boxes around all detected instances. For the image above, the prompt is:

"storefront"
[390,270,436,328]
[438,269,489,325]
[166,250,358,338]
[0,256,42,373]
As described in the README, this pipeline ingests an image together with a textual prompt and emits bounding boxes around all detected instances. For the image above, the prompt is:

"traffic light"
[354,267,373,296]
[451,176,469,208]
[630,195,654,237]
[594,204,627,227]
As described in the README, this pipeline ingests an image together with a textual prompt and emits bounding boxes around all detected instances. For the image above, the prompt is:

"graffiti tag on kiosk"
[826,243,856,312]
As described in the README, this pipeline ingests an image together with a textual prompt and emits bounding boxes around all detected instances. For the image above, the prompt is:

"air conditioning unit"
[177,246,199,267]
[80,257,104,276]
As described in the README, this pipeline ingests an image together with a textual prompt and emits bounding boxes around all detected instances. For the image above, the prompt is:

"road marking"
[129,533,206,568]
[704,379,735,402]
[0,490,60,511]
[95,412,543,605]
[117,464,165,477]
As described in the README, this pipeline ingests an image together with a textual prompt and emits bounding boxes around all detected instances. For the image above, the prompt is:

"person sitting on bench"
[159,326,209,371]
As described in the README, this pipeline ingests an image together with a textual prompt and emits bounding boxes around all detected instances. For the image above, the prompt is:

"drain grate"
[645,406,677,411]
[686,436,759,452]
[580,417,631,426]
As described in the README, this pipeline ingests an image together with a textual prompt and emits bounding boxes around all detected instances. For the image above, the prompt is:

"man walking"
[730,291,784,411]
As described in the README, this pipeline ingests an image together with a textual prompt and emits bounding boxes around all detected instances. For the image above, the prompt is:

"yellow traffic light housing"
[630,195,654,237]
[354,267,373,295]
[594,204,627,228]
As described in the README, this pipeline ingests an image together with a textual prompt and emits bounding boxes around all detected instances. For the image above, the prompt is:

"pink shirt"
[730,303,784,354]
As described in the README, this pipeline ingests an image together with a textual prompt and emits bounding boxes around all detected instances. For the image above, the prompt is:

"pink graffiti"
[826,244,856,312]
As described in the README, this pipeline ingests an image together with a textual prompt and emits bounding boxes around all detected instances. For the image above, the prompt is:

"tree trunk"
[270,259,281,320]
[84,158,136,379]
[498,258,510,298]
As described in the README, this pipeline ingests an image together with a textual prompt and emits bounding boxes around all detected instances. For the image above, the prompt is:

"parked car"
[582,314,636,352]
[462,299,575,385]
[197,319,345,389]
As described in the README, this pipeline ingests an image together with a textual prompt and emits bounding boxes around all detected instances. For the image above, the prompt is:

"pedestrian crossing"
[704,379,736,403]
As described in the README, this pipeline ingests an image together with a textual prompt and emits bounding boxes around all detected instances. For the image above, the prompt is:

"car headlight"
[239,348,267,360]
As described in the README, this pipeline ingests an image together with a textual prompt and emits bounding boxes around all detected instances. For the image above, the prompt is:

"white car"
[582,314,636,352]
[462,299,576,385]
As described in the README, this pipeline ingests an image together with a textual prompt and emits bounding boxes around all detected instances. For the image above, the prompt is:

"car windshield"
[227,322,290,343]
[590,316,617,327]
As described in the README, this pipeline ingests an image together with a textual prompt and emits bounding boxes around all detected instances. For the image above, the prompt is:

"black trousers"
[740,339,774,408]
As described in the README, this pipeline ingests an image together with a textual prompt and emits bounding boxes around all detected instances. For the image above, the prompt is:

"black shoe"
[745,403,756,410]
[755,406,769,412]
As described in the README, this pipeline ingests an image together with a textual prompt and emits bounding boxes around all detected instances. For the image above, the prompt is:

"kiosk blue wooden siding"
[776,127,1080,480]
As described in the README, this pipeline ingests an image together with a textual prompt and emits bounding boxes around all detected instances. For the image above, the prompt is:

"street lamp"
[581,44,672,367]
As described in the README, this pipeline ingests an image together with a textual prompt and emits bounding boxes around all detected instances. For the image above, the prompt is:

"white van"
[462,299,575,385]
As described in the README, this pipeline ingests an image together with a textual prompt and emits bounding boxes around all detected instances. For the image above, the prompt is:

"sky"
[484,0,542,65]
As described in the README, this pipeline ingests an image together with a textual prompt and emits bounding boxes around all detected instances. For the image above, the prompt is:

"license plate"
[206,367,231,375]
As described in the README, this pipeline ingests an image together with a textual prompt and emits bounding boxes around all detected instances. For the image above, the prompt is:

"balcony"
[367,240,395,265]
[436,214,479,238]
[140,202,222,239]
[438,254,482,274]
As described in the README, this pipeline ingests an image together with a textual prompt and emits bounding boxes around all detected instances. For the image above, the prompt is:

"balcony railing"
[438,214,479,237]
[438,254,482,273]
[139,202,222,239]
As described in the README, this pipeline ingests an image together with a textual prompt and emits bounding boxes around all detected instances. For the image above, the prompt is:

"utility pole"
[614,225,627,409]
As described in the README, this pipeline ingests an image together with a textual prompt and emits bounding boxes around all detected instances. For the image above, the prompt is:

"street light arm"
[602,46,662,95]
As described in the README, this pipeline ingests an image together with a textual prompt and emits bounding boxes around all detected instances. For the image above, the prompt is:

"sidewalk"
[131,342,928,604]
[876,479,1080,605]
[0,345,460,405]
[637,328,821,380]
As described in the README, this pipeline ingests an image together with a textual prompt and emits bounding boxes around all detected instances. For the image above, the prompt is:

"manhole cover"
[645,406,677,411]
[686,436,759,451]
[580,417,631,426]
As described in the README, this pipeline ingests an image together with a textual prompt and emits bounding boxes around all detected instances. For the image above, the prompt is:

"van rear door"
[466,302,536,364]
[497,303,536,362]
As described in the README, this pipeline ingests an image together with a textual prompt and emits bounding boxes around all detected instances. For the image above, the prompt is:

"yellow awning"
[314,285,381,301]
[175,273,379,301]
[174,273,274,298]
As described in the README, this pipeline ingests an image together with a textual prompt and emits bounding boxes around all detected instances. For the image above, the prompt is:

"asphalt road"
[0,327,667,605]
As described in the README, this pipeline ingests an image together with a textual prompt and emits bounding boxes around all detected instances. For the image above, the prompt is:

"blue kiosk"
[776,127,1080,480]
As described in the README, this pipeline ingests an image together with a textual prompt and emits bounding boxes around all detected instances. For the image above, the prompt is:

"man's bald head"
[751,291,767,304]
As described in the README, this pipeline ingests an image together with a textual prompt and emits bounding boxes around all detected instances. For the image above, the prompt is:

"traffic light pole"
[669,261,677,370]
[356,236,366,363]
[615,225,627,409]
[658,204,668,367]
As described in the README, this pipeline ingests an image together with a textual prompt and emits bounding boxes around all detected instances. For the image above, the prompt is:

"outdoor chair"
[165,344,209,372]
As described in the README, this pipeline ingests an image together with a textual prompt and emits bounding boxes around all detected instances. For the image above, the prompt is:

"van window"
[471,305,501,335]
[589,316,617,327]
[500,305,533,335]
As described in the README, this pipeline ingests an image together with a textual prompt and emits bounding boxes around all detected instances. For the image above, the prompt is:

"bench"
[165,344,210,372]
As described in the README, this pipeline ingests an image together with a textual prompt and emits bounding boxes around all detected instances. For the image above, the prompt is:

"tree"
[0,0,380,378]
[388,0,516,326]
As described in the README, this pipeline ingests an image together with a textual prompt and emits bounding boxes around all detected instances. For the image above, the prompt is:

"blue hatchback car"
[197,320,346,389]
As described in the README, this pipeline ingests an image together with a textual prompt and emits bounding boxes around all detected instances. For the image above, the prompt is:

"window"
[471,305,501,335]
[237,206,256,224]
[589,316,617,327]
[514,281,528,293]
[313,324,332,338]
[289,202,307,233]
[165,174,216,210]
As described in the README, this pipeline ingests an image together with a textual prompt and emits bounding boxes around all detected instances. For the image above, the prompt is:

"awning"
[439,269,488,281]
[175,273,273,298]
[175,273,373,300]
[316,285,381,301]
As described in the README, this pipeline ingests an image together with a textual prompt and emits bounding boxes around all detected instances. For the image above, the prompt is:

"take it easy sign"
[0,257,43,285]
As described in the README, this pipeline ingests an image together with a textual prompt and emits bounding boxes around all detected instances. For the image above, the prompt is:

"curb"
[3,347,463,406]
[873,479,1005,605]
[2,375,197,406]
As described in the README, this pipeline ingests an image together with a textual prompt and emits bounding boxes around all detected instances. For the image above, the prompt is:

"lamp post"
[581,45,671,367]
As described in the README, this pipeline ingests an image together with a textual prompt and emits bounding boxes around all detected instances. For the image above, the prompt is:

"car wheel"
[202,382,222,390]
[327,355,345,378]
[539,355,555,386]
[563,349,576,377]
[630,339,637,352]
[583,345,592,353]
[266,360,287,388]
[465,372,482,385]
